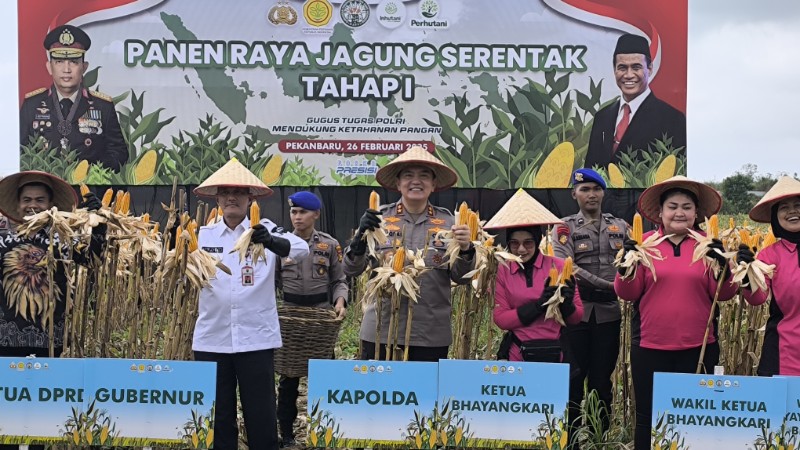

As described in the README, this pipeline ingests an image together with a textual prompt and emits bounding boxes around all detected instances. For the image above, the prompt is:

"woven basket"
[275,305,342,378]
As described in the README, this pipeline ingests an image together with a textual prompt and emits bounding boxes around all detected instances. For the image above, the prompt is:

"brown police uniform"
[280,229,347,307]
[553,211,628,433]
[344,201,475,357]
[277,228,347,444]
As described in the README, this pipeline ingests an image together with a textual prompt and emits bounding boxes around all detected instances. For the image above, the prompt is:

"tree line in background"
[706,164,799,215]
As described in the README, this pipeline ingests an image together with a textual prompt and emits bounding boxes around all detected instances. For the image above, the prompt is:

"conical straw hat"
[637,175,721,224]
[0,171,78,223]
[484,189,563,229]
[749,176,800,223]
[375,146,458,192]
[194,158,273,198]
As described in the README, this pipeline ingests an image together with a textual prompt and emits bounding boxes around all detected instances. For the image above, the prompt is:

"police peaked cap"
[44,25,91,59]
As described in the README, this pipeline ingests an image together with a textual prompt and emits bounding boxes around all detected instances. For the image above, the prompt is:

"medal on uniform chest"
[52,89,81,150]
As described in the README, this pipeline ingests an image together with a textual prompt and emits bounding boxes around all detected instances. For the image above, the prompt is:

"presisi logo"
[303,0,333,27]
[336,160,378,176]
[340,0,370,28]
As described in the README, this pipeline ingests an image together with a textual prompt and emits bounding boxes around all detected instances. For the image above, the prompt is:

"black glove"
[517,279,557,325]
[79,192,102,211]
[617,239,639,276]
[357,209,381,234]
[706,239,731,281]
[558,277,577,317]
[736,244,755,265]
[253,224,292,257]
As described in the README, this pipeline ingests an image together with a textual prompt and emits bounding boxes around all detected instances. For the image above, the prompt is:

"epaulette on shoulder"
[317,231,337,242]
[431,204,451,214]
[89,90,112,102]
[24,87,46,99]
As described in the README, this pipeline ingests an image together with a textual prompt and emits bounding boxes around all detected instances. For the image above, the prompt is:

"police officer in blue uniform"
[552,169,628,440]
[20,25,128,171]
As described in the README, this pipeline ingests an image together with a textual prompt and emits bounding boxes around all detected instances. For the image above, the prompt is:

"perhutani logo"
[377,0,405,29]
[410,0,448,29]
[340,0,370,28]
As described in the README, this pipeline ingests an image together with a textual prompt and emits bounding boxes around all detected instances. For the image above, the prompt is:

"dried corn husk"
[614,229,673,282]
[688,216,734,278]
[541,257,574,326]
[230,202,266,264]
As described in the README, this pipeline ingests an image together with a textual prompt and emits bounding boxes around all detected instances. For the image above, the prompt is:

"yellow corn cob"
[205,429,214,448]
[134,149,158,183]
[467,211,479,241]
[261,155,283,185]
[86,429,94,445]
[739,229,751,247]
[369,190,380,210]
[72,159,89,183]
[533,142,575,188]
[191,431,199,448]
[174,225,184,250]
[100,424,109,444]
[151,222,160,236]
[545,432,552,450]
[141,213,150,224]
[708,214,719,239]
[250,202,260,228]
[414,433,422,448]
[608,163,625,188]
[101,188,114,207]
[455,427,463,445]
[429,430,437,449]
[729,217,735,230]
[546,240,554,256]
[457,202,469,226]
[484,236,494,247]
[187,221,198,252]
[549,264,559,286]
[653,155,677,183]
[206,207,218,225]
[79,184,90,197]
[114,190,124,209]
[120,192,131,215]
[559,257,573,284]
[762,229,776,249]
[310,432,318,447]
[632,213,643,245]
[670,441,678,450]
[72,430,80,445]
[324,427,333,445]
[392,247,406,272]
[559,429,568,449]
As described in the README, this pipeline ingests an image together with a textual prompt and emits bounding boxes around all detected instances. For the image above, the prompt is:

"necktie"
[613,103,630,154]
[60,98,73,119]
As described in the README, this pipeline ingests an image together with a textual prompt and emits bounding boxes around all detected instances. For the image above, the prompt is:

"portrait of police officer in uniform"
[20,25,128,171]
[552,169,629,440]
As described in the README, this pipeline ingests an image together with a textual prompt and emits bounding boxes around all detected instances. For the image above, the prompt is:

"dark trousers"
[630,342,719,450]
[194,349,279,450]
[360,340,448,362]
[566,314,621,433]
[277,375,301,440]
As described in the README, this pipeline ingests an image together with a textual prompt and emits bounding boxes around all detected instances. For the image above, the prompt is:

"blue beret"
[572,169,606,189]
[288,191,321,210]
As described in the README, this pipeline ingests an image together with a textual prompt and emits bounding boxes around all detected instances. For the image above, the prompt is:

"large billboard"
[18,0,686,188]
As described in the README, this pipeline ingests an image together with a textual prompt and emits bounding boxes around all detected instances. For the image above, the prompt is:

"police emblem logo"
[608,225,620,232]
[432,252,443,265]
[316,242,330,250]
[59,29,75,46]
[340,0,370,28]
[559,234,568,245]
[574,172,584,182]
[268,1,299,25]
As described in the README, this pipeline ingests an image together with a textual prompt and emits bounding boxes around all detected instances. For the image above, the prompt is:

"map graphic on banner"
[18,0,686,188]
[651,372,788,449]
[0,358,216,448]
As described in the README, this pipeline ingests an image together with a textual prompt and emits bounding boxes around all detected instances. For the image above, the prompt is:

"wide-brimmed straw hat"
[0,171,78,223]
[194,158,273,198]
[484,189,563,230]
[749,176,800,223]
[637,175,721,224]
[375,146,458,192]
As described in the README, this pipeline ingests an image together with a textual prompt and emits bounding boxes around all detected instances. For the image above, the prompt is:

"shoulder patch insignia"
[559,234,568,245]
[25,87,46,99]
[336,244,342,262]
[89,90,112,102]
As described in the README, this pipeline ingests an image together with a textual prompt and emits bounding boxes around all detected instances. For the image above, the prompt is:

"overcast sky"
[2,1,798,182]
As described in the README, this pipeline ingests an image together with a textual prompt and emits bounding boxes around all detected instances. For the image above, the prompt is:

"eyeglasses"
[508,239,537,250]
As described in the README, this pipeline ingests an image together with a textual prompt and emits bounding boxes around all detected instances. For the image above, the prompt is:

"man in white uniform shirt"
[192,159,308,450]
